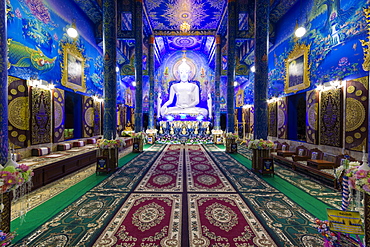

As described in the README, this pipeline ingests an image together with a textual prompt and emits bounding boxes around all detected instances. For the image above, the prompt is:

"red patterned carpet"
[189,194,276,246]
[135,144,183,192]
[95,145,277,246]
[186,145,235,192]
[94,194,182,246]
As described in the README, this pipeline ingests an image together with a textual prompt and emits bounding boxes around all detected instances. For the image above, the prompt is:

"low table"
[277,150,295,157]
[307,159,336,169]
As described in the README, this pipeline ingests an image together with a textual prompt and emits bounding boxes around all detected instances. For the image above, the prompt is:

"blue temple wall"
[7,0,104,97]
[267,0,368,99]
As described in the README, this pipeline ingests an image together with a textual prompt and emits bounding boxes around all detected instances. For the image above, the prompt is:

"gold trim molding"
[284,43,311,94]
[61,43,86,92]
[361,7,370,71]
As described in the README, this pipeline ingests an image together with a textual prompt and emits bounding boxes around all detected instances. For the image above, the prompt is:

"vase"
[133,138,144,153]
[252,149,271,172]
[225,138,237,153]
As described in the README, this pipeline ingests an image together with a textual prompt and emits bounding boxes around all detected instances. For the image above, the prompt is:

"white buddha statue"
[160,59,208,117]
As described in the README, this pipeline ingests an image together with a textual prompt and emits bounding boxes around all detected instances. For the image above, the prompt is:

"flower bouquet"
[225,132,238,139]
[246,139,274,149]
[0,230,16,246]
[132,132,147,141]
[97,139,125,149]
[345,161,370,194]
[0,164,34,194]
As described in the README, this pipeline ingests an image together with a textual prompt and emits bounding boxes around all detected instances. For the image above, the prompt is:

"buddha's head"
[178,59,191,82]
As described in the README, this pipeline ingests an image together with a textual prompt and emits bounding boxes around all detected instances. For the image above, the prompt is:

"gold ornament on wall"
[361,6,370,71]
[284,43,311,94]
[61,43,86,92]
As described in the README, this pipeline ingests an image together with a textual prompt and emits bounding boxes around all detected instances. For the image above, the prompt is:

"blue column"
[103,0,117,140]
[253,0,269,140]
[0,0,7,164]
[148,35,155,129]
[214,35,221,130]
[134,0,143,132]
[227,0,236,133]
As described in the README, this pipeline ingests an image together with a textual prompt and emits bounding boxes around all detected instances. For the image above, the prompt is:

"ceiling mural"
[145,0,226,31]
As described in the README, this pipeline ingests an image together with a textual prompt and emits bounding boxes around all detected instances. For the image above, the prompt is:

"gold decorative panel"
[31,88,51,145]
[277,98,287,139]
[306,90,319,144]
[53,88,65,143]
[320,88,342,147]
[8,76,29,148]
[345,77,368,151]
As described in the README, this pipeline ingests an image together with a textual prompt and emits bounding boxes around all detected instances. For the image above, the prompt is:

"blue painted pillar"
[226,0,237,133]
[0,0,7,164]
[253,0,269,139]
[103,0,117,140]
[148,35,155,129]
[214,35,221,130]
[134,0,143,132]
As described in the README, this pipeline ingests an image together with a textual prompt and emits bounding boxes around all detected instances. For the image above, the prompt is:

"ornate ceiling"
[72,0,299,62]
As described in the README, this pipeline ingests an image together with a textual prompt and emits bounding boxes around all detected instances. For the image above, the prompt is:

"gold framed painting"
[236,89,244,107]
[284,43,311,94]
[61,43,86,92]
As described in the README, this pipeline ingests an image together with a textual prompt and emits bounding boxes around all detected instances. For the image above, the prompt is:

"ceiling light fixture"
[250,65,256,73]
[180,21,191,33]
[67,20,78,38]
[295,26,306,38]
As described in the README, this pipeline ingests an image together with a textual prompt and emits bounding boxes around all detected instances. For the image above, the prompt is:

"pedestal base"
[133,138,144,153]
[225,138,237,153]
[96,148,118,172]
[0,192,11,233]
[252,149,272,174]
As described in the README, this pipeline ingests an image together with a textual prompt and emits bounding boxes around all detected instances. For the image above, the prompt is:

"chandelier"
[180,21,191,33]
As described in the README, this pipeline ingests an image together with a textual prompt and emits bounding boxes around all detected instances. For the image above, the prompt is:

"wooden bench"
[272,147,354,188]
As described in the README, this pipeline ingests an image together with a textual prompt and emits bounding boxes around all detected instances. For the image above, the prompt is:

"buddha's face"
[179,67,190,82]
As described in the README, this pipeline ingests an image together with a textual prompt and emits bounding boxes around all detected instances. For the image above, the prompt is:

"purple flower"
[25,0,51,24]
[18,164,29,172]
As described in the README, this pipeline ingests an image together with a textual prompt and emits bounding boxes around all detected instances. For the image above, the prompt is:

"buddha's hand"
[161,105,168,115]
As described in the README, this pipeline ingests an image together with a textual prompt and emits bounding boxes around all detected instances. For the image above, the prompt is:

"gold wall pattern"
[83,96,94,137]
[268,102,277,137]
[306,90,319,144]
[53,88,65,143]
[7,76,29,148]
[277,98,287,139]
[94,101,101,136]
[320,88,342,147]
[249,107,254,135]
[345,77,368,151]
[31,88,51,145]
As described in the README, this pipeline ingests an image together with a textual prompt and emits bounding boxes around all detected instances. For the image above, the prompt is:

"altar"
[156,120,212,144]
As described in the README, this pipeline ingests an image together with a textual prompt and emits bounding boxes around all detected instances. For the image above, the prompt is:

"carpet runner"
[135,144,183,192]
[203,144,325,246]
[13,144,328,246]
[188,194,276,246]
[185,145,234,192]
[237,145,342,210]
[94,194,182,246]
